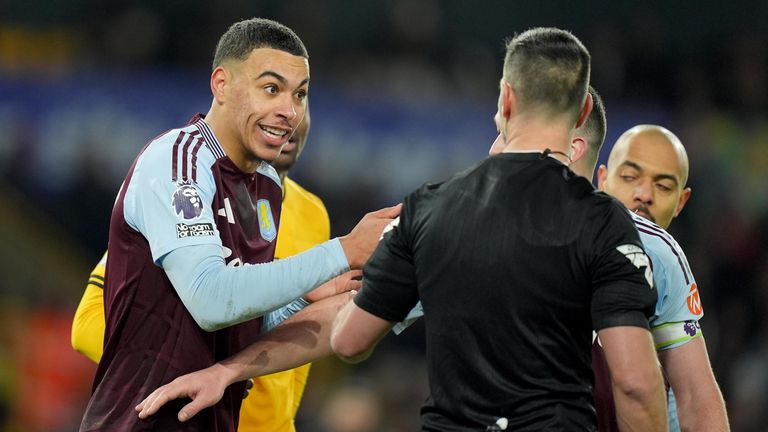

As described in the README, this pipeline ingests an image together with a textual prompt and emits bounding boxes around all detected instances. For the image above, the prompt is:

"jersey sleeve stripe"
[633,212,696,288]
[636,226,692,285]
[171,131,185,182]
[180,133,196,182]
[190,138,204,182]
[632,214,666,235]
[90,274,105,282]
[88,279,104,289]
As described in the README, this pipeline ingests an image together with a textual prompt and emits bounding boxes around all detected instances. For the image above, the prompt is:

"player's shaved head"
[598,124,692,229]
[608,125,689,186]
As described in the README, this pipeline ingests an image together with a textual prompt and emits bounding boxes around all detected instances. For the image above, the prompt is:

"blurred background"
[1,0,767,430]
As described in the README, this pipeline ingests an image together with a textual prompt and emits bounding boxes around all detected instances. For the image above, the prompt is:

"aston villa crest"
[256,199,277,241]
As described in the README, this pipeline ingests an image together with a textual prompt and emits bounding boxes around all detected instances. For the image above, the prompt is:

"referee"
[331,28,668,431]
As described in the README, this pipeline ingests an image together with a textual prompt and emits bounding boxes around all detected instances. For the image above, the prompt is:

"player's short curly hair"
[212,18,308,70]
[503,27,590,122]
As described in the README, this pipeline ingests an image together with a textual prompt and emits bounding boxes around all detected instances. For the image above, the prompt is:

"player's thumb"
[178,400,205,422]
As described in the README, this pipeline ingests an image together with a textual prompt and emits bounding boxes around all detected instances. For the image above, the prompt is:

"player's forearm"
[675,385,730,431]
[163,241,349,331]
[217,293,351,382]
[612,379,668,432]
[599,326,667,431]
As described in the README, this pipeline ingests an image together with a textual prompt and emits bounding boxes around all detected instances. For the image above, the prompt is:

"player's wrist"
[337,235,360,269]
[215,359,247,386]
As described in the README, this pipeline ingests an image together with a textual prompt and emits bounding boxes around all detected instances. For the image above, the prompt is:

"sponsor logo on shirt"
[172,183,204,220]
[176,222,214,238]
[256,199,277,242]
[616,244,654,289]
[687,283,703,315]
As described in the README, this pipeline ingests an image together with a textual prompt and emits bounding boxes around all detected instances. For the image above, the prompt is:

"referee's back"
[406,152,655,431]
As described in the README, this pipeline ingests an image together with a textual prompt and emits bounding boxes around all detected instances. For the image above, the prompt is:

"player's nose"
[274,94,298,121]
[634,179,653,204]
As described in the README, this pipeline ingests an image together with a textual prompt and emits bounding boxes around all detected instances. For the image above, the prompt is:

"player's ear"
[211,66,229,104]
[575,92,593,129]
[596,164,609,191]
[673,187,692,218]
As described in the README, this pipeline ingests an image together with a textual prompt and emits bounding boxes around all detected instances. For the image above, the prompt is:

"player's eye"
[620,175,637,183]
[264,84,278,94]
[295,89,307,100]
[656,183,673,192]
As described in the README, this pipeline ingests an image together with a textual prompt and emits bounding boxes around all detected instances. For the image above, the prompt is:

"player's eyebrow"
[256,71,309,89]
[256,71,288,84]
[653,173,679,185]
[619,160,643,172]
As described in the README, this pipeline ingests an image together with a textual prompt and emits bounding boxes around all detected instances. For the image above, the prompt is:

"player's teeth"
[262,126,287,137]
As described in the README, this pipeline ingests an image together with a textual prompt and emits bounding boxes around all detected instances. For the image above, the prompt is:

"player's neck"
[277,170,289,198]
[205,107,262,173]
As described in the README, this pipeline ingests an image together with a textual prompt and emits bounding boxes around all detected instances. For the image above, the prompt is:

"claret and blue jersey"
[81,114,283,431]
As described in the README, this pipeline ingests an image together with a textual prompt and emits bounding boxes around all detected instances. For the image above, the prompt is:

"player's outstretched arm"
[659,337,730,431]
[135,292,353,422]
[338,204,402,269]
[598,326,668,432]
[161,204,400,332]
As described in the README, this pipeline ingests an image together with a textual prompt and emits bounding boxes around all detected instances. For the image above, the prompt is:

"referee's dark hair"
[502,28,590,123]
[212,18,309,70]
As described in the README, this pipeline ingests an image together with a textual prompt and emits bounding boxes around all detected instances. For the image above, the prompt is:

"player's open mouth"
[260,125,289,139]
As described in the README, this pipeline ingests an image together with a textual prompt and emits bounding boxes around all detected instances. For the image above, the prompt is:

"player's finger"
[135,390,159,416]
[369,203,402,218]
[346,269,363,280]
[344,279,362,292]
[137,388,179,419]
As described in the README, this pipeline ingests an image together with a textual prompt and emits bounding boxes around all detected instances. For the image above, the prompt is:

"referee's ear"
[569,136,587,166]
[499,79,516,121]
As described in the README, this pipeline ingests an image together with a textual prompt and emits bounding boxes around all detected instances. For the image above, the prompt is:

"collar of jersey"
[192,116,226,159]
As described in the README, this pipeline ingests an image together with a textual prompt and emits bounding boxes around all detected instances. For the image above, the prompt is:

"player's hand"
[339,204,402,269]
[135,363,234,422]
[305,270,363,303]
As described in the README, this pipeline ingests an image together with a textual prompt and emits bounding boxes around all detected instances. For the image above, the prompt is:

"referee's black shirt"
[355,152,657,431]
